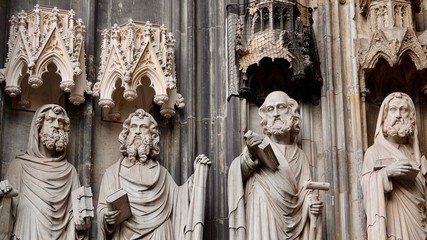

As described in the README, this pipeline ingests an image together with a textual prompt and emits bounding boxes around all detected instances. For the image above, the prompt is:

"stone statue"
[361,92,427,239]
[0,104,91,240]
[97,109,211,240]
[228,91,324,240]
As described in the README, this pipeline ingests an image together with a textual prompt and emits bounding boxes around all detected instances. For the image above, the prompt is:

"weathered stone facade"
[0,0,427,239]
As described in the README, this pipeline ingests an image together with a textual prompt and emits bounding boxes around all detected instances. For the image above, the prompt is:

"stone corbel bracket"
[0,5,92,107]
[93,20,184,120]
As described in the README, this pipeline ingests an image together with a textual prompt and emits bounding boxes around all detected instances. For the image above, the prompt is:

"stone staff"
[303,181,330,240]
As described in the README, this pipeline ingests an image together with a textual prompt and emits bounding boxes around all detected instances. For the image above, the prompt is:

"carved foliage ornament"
[0,5,92,106]
[93,20,184,119]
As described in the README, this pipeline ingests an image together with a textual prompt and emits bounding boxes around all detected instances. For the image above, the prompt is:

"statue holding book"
[228,91,325,240]
[97,109,211,240]
[0,104,91,240]
[361,92,427,239]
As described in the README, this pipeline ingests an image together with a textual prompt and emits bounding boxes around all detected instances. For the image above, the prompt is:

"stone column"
[0,0,8,175]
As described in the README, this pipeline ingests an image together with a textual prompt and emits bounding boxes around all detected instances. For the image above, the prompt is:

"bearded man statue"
[0,104,90,240]
[97,109,211,240]
[228,91,323,240]
[361,92,427,239]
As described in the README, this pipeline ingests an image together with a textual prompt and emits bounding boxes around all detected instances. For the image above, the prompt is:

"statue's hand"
[75,217,91,231]
[309,200,324,216]
[244,131,263,160]
[104,210,120,226]
[385,160,414,178]
[194,154,211,168]
[0,180,15,197]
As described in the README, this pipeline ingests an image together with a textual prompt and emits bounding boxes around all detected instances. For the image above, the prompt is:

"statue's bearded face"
[264,97,293,136]
[125,116,153,163]
[383,97,415,138]
[39,110,69,152]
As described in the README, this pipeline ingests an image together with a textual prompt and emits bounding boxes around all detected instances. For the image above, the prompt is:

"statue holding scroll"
[361,92,427,239]
[97,109,211,240]
[0,104,91,240]
[228,91,325,240]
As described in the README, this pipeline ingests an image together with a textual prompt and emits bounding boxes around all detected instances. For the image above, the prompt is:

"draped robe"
[0,104,85,240]
[228,137,315,240]
[361,139,427,240]
[361,93,427,240]
[97,157,208,240]
[6,155,82,240]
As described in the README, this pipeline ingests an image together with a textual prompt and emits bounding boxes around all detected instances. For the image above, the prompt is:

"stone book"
[256,140,280,171]
[374,158,419,181]
[71,187,94,223]
[244,130,280,171]
[106,189,132,224]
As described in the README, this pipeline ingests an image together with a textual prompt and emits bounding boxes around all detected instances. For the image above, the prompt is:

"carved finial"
[160,24,167,33]
[68,9,75,17]
[111,24,119,42]
[165,32,175,49]
[144,21,152,42]
[7,15,18,62]
[126,19,135,62]
[18,10,27,27]
[51,7,59,24]
[9,15,17,25]
[34,4,41,14]
[76,18,83,27]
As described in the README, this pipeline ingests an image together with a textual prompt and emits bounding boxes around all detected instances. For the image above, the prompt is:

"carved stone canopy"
[359,28,427,71]
[360,0,422,17]
[0,5,92,110]
[93,20,184,121]
[358,0,427,96]
[227,0,322,105]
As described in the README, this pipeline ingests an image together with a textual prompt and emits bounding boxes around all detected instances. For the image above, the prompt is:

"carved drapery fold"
[0,5,92,109]
[93,20,184,121]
